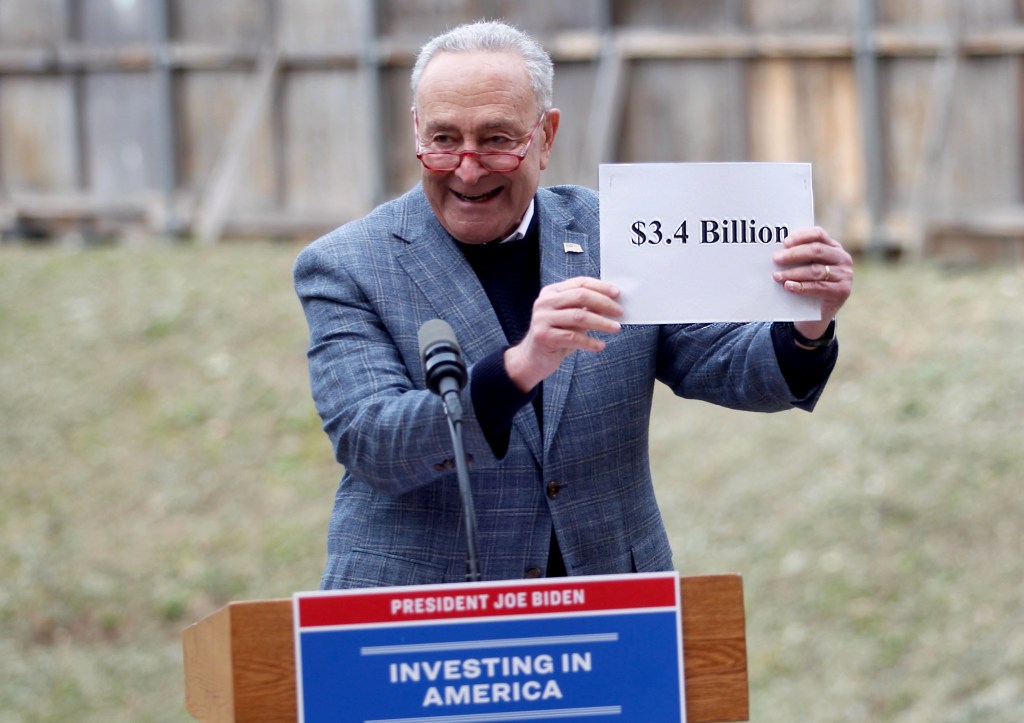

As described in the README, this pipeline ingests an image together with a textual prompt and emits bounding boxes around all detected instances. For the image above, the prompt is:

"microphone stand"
[439,391,482,583]
[419,319,480,583]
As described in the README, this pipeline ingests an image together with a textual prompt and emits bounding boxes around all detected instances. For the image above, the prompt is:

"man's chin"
[444,209,516,243]
[444,217,513,245]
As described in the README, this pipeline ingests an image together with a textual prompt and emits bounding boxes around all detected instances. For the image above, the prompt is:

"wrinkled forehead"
[414,50,537,116]
[416,112,532,138]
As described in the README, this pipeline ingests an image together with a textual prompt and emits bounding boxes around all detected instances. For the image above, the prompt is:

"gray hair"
[410,20,553,112]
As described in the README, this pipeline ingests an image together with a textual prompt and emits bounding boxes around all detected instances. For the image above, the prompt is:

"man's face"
[414,50,559,245]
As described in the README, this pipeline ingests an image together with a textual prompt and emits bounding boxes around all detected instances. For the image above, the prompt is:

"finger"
[533,305,621,338]
[774,249,853,282]
[553,276,621,298]
[779,269,853,317]
[773,227,844,265]
[782,226,837,248]
[538,284,624,319]
[547,278,622,312]
[546,326,611,352]
[554,288,623,318]
[525,318,612,361]
[782,259,851,283]
[559,306,622,333]
[774,262,834,283]
[774,244,830,267]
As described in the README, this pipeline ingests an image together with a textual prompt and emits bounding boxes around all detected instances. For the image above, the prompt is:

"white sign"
[599,162,821,324]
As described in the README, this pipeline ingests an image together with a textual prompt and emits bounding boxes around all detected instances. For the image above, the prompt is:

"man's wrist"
[790,319,837,349]
[503,345,542,393]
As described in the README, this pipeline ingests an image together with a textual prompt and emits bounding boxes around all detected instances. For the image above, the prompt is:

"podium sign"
[293,572,686,722]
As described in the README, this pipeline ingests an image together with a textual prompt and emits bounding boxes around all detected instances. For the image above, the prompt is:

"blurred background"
[1,0,1022,721]
[2,0,1023,258]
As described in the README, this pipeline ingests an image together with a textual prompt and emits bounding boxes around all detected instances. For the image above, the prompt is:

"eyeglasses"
[415,114,547,173]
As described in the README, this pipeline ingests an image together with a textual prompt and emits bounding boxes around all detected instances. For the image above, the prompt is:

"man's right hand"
[503,277,623,392]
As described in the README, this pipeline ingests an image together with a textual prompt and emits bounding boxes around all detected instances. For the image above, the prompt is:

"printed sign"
[600,162,821,324]
[294,572,686,722]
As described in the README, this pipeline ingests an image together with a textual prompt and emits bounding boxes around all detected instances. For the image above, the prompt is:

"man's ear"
[539,108,561,170]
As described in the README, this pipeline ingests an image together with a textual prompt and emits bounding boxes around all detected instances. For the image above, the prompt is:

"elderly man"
[294,20,853,589]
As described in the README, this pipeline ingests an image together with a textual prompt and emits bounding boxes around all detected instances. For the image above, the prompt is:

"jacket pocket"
[629,530,674,573]
[322,547,448,589]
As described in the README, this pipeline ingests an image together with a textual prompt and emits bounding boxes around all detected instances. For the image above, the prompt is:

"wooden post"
[182,574,748,723]
[854,0,887,258]
[907,1,961,260]
[193,48,281,245]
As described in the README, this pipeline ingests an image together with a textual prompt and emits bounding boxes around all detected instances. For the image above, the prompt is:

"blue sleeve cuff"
[470,347,538,459]
[771,321,839,405]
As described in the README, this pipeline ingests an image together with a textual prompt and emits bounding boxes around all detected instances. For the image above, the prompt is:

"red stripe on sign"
[297,575,678,628]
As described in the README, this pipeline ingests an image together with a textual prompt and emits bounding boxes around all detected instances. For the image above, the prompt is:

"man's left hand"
[772,226,854,341]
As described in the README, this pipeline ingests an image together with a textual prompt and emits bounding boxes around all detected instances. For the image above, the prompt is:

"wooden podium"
[183,574,748,722]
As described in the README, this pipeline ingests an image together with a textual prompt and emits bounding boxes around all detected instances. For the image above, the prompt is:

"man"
[294,21,853,589]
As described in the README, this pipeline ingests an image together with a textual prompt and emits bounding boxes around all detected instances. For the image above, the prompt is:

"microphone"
[418,319,468,410]
[417,319,480,581]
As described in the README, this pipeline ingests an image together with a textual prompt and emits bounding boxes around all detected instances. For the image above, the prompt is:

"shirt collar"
[497,199,535,244]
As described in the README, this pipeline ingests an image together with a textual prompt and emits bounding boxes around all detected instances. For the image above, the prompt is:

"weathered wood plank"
[282,69,374,220]
[82,72,159,198]
[619,59,747,163]
[194,50,280,245]
[0,77,77,192]
[0,0,67,45]
[0,0,1022,255]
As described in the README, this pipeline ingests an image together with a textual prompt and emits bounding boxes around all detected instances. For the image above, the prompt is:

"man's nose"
[453,151,488,184]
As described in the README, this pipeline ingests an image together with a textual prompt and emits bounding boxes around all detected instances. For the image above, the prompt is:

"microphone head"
[418,319,461,363]
[418,319,467,395]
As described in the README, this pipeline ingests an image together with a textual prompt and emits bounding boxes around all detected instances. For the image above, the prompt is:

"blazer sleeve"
[293,230,499,497]
[655,321,831,412]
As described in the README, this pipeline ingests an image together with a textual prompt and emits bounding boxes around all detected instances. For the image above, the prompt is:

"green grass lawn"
[1,243,1021,722]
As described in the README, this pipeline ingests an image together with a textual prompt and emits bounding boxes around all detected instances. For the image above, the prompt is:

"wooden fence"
[1,0,1022,260]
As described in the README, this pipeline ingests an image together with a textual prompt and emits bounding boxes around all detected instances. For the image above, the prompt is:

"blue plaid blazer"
[294,184,823,589]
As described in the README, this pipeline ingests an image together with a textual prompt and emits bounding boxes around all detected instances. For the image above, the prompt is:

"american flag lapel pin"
[563,242,583,254]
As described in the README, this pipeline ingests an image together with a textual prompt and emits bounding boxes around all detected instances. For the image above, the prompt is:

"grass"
[1,242,1022,722]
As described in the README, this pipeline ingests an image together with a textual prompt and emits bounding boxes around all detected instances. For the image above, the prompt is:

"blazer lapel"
[394,188,544,463]
[535,190,598,457]
[394,189,507,362]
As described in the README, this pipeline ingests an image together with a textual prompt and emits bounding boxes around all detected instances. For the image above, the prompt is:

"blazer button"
[546,481,560,500]
[525,567,543,578]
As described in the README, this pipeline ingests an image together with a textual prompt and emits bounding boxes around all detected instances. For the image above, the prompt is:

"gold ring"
[823,265,832,282]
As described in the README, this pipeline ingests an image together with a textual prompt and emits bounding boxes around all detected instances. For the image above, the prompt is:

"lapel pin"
[563,242,583,254]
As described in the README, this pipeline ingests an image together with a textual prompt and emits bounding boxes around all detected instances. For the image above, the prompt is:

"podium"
[183,574,749,722]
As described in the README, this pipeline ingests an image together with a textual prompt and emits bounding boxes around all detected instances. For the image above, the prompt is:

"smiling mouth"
[452,187,503,203]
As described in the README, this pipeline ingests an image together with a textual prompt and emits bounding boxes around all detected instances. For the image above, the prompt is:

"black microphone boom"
[417,319,480,581]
